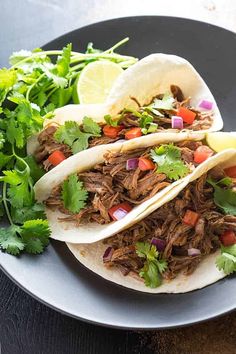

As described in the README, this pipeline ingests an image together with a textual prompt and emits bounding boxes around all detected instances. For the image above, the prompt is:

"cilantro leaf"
[0,68,17,90]
[136,242,167,288]
[86,42,102,54]
[82,116,101,136]
[20,219,51,254]
[11,203,46,224]
[50,86,73,108]
[139,112,158,135]
[9,49,34,65]
[104,114,120,127]
[54,120,94,154]
[207,178,236,215]
[54,121,81,146]
[151,92,175,110]
[56,43,71,77]
[24,155,45,183]
[3,170,33,208]
[140,261,161,288]
[0,152,13,170]
[71,133,92,154]
[62,174,88,213]
[0,225,24,255]
[0,132,5,150]
[216,245,236,275]
[150,144,189,180]
[6,119,24,148]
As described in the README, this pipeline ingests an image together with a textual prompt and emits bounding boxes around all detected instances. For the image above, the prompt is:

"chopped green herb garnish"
[216,245,236,275]
[207,178,236,215]
[104,114,121,127]
[139,112,158,135]
[150,144,189,180]
[54,118,101,154]
[62,174,88,213]
[151,92,175,110]
[136,242,167,288]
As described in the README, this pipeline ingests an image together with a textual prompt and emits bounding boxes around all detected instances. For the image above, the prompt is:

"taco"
[67,149,236,293]
[28,54,222,171]
[34,131,217,243]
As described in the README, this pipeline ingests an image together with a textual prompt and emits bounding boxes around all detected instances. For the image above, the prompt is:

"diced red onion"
[187,248,201,256]
[151,238,166,251]
[113,208,128,220]
[171,115,183,129]
[198,99,213,110]
[103,247,114,262]
[126,158,139,170]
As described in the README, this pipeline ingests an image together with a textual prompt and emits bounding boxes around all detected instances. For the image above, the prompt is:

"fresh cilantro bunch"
[62,174,88,213]
[0,151,50,255]
[150,144,189,180]
[207,177,236,215]
[54,117,101,154]
[136,242,167,288]
[216,245,236,275]
[0,38,137,256]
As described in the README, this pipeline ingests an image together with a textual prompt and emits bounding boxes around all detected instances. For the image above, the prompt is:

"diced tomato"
[177,107,196,124]
[183,209,200,227]
[48,150,66,166]
[103,125,123,139]
[220,230,236,246]
[138,157,155,171]
[224,166,236,178]
[108,202,132,221]
[193,145,214,164]
[125,127,142,140]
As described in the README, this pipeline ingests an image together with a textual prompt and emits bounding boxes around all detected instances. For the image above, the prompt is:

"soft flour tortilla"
[106,53,223,133]
[34,131,205,243]
[66,150,236,293]
[27,53,223,154]
[27,103,109,155]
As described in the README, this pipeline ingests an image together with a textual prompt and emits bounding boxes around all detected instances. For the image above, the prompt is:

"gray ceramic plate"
[1,16,236,329]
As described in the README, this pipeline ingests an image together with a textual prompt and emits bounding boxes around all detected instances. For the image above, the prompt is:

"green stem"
[103,37,129,53]
[3,182,13,225]
[70,53,137,65]
[26,73,46,101]
[70,62,86,72]
[46,87,58,100]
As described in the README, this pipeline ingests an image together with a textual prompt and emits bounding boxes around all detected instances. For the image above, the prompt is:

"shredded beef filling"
[45,141,200,225]
[34,85,213,170]
[103,168,236,280]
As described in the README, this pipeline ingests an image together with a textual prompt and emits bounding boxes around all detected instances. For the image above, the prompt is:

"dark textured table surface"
[0,2,236,353]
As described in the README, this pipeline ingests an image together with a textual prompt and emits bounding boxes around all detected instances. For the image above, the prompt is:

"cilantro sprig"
[207,177,236,215]
[150,144,189,180]
[136,242,167,288]
[216,245,236,275]
[62,174,88,213]
[54,117,101,154]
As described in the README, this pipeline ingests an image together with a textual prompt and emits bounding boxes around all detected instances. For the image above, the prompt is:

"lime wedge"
[206,132,236,152]
[75,61,123,104]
